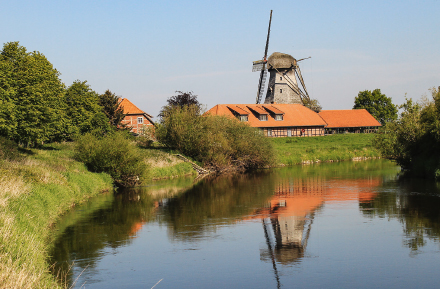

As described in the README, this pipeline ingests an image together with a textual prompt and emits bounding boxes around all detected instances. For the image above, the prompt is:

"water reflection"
[49,160,440,288]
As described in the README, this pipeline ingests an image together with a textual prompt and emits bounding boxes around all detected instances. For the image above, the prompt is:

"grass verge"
[0,142,113,288]
[271,134,380,166]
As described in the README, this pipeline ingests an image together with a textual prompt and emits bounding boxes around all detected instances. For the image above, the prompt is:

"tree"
[64,80,111,137]
[353,89,398,125]
[159,91,201,120]
[0,42,65,146]
[303,98,322,113]
[99,90,127,130]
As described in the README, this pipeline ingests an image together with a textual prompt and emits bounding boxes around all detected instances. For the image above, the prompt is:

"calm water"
[49,160,440,288]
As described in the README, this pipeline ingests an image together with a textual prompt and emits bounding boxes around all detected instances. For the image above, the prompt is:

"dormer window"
[239,115,248,122]
[259,114,268,121]
[275,114,283,121]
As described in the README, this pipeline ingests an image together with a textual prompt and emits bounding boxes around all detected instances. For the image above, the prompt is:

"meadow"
[271,133,380,165]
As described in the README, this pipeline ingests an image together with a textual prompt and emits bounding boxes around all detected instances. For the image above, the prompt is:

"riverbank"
[0,142,113,288]
[0,141,195,288]
[271,134,380,165]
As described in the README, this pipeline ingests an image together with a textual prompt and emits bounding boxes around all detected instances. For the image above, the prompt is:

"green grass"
[271,134,380,166]
[0,142,113,288]
[138,144,197,179]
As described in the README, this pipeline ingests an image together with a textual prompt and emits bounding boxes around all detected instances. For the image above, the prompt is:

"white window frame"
[239,115,248,122]
[137,117,143,124]
[275,114,283,121]
[259,114,268,121]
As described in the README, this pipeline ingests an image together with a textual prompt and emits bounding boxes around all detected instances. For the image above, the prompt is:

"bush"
[155,105,275,172]
[74,132,148,187]
[0,136,24,162]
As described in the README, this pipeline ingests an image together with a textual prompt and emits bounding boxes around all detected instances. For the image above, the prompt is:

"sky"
[2,0,439,118]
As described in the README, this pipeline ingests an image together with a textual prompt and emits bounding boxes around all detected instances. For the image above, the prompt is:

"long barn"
[206,104,381,137]
[206,103,327,137]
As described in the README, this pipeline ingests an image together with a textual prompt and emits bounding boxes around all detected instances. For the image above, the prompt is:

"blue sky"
[2,0,439,118]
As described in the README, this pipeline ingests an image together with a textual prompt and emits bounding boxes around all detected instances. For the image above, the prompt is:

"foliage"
[0,42,66,146]
[64,80,111,138]
[158,91,201,121]
[0,136,24,162]
[354,89,398,125]
[99,89,127,130]
[74,132,149,187]
[156,105,275,172]
[136,125,155,148]
[374,87,440,178]
[303,98,322,112]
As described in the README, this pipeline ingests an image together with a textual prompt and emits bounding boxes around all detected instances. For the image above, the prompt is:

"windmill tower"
[263,52,311,104]
[252,11,312,105]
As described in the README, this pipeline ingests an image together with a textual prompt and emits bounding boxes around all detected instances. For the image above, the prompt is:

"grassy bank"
[139,146,196,180]
[0,142,113,288]
[0,141,195,288]
[272,134,380,166]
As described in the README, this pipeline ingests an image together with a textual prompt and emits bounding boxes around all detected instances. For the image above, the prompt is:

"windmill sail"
[255,10,272,104]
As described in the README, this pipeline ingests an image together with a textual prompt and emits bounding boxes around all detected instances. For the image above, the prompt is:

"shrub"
[155,105,275,172]
[74,132,148,187]
[0,136,24,162]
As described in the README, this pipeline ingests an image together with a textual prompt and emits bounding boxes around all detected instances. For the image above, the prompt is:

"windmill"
[252,10,272,104]
[252,12,312,105]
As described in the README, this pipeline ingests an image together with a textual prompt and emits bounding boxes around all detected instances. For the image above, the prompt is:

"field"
[271,133,380,166]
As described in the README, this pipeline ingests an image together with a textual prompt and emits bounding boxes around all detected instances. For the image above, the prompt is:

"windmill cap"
[267,52,297,69]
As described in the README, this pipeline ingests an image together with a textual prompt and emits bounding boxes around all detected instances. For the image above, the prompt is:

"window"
[280,89,282,93]
[239,115,248,122]
[267,128,272,136]
[280,76,282,81]
[137,117,143,124]
[275,114,283,121]
[259,114,268,121]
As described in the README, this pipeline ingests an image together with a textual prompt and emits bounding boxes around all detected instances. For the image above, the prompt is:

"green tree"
[0,42,66,146]
[303,98,322,112]
[159,91,201,121]
[374,87,440,178]
[99,90,126,129]
[156,105,275,171]
[354,89,398,125]
[64,80,111,137]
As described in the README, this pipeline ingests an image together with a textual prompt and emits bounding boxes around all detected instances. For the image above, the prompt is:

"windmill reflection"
[256,177,380,267]
[258,178,324,269]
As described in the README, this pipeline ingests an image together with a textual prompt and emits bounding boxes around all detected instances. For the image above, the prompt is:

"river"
[48,160,440,288]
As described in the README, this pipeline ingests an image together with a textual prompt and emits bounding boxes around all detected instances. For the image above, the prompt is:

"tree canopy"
[374,87,440,179]
[159,91,201,120]
[99,90,127,130]
[65,81,111,137]
[0,41,66,146]
[353,89,398,125]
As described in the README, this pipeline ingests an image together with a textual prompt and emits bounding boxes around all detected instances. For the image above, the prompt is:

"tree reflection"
[360,178,440,252]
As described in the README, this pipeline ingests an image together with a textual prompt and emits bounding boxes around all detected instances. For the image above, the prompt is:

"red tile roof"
[206,104,327,128]
[227,105,249,115]
[119,98,153,118]
[318,109,381,128]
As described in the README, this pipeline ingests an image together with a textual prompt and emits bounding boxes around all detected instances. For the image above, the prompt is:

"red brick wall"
[121,114,153,134]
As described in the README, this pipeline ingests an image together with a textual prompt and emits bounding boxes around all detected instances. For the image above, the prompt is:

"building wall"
[264,69,303,104]
[262,127,325,137]
[121,114,153,134]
